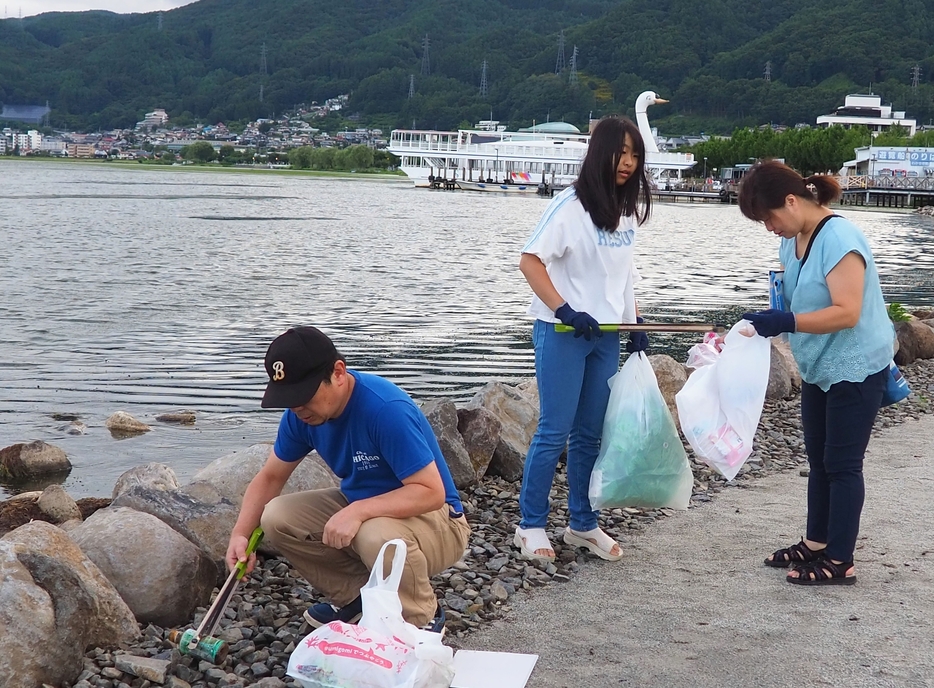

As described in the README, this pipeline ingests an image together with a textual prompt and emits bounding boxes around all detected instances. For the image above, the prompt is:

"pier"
[838,175,934,208]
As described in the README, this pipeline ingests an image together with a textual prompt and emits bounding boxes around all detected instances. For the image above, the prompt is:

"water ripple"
[1,160,931,497]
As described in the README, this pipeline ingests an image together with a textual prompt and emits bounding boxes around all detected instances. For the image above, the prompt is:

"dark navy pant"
[800,368,886,562]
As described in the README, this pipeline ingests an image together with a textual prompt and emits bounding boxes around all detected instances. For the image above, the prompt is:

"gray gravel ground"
[454,402,934,688]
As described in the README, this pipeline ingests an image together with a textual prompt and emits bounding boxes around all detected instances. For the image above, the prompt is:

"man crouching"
[225,326,470,631]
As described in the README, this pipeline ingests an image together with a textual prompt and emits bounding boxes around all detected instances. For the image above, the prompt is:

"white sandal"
[514,526,556,563]
[563,527,623,562]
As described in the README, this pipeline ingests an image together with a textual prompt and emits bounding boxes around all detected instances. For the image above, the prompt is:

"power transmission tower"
[259,43,268,103]
[480,60,489,97]
[569,45,579,86]
[764,61,771,82]
[555,30,566,74]
[157,11,163,30]
[912,64,921,90]
[421,34,431,76]
[408,74,415,99]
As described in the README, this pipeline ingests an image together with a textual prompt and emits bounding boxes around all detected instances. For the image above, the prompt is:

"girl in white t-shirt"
[514,116,653,563]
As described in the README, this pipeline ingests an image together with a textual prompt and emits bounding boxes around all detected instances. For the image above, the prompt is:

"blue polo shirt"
[780,215,893,391]
[273,370,463,512]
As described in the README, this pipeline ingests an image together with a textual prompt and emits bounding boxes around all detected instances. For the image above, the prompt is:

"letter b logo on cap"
[272,361,285,381]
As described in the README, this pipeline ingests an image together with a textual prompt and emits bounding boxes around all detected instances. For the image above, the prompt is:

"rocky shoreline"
[4,315,933,688]
[24,356,926,688]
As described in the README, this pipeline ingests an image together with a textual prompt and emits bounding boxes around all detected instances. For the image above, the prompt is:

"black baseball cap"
[261,327,339,408]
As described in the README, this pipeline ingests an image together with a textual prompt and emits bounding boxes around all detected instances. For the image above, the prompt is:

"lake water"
[2,160,934,499]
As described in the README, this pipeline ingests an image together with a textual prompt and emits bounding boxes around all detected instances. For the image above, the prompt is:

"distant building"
[841,145,934,177]
[13,130,41,152]
[816,94,916,136]
[136,108,169,131]
[40,138,67,154]
[66,143,96,158]
[0,136,7,154]
[0,104,51,124]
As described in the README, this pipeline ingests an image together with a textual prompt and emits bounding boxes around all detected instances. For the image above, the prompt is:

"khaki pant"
[261,488,471,627]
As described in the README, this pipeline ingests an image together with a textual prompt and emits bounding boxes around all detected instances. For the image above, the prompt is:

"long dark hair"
[574,116,651,230]
[738,160,841,222]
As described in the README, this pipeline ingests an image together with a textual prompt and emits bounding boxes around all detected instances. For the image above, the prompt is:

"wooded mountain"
[2,0,933,134]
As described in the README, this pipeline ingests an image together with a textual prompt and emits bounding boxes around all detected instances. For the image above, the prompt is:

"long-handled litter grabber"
[555,322,725,334]
[168,527,264,664]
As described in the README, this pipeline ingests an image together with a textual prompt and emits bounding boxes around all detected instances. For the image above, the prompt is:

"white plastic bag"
[287,539,454,688]
[685,332,722,369]
[675,321,770,481]
[589,352,694,510]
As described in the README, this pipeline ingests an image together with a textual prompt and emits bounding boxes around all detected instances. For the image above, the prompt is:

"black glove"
[555,303,602,341]
[626,316,649,353]
[742,309,796,338]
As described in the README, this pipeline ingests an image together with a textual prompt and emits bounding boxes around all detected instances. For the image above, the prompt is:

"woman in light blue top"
[738,160,893,586]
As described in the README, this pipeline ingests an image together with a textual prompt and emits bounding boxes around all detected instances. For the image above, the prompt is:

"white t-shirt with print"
[522,186,640,324]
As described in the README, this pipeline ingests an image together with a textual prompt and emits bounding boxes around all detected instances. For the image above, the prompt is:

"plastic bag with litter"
[676,321,770,481]
[588,352,693,510]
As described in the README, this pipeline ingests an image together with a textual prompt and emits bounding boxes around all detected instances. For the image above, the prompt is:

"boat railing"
[388,139,587,160]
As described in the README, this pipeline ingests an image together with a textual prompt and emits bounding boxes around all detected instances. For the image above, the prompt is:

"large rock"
[0,540,92,687]
[456,406,502,483]
[37,484,82,523]
[0,521,140,687]
[105,411,151,436]
[771,338,801,390]
[191,443,337,506]
[112,462,180,499]
[111,482,240,577]
[648,355,688,426]
[422,399,475,489]
[0,440,71,480]
[69,507,216,628]
[465,380,539,482]
[765,341,794,400]
[894,320,934,365]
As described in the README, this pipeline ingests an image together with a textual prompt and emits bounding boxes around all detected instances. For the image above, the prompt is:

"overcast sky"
[6,0,197,18]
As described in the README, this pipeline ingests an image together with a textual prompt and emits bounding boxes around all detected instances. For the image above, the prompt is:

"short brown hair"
[738,160,841,222]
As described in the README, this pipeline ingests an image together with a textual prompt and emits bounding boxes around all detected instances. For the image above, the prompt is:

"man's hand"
[323,505,365,549]
[225,532,256,574]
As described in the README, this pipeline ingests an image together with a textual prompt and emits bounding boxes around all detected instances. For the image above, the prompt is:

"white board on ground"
[451,650,539,688]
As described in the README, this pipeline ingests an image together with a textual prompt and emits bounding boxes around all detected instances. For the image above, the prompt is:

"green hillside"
[1,0,932,133]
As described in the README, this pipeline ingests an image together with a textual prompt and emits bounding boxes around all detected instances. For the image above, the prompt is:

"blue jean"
[519,319,620,531]
[800,368,886,562]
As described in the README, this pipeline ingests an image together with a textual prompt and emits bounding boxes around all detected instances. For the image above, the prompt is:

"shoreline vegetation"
[0,155,409,180]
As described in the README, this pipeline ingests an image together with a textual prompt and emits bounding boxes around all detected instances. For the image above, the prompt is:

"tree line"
[3,0,934,135]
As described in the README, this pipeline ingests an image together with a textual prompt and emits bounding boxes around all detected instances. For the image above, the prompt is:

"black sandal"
[786,556,856,586]
[764,539,824,568]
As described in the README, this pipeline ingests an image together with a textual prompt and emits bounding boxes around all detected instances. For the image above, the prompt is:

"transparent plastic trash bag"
[589,352,693,510]
[675,320,770,481]
[287,539,454,688]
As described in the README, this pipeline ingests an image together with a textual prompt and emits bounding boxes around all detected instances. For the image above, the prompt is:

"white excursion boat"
[387,91,696,192]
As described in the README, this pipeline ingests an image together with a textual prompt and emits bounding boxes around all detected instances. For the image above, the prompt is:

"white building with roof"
[817,94,916,136]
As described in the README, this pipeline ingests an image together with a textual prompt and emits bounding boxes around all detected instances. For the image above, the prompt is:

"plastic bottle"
[167,628,229,664]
